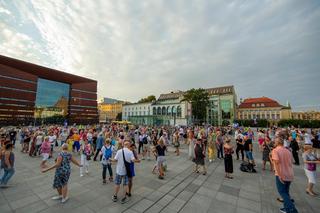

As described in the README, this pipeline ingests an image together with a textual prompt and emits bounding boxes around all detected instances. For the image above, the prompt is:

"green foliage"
[278,119,320,128]
[234,119,320,128]
[182,88,209,124]
[138,95,156,103]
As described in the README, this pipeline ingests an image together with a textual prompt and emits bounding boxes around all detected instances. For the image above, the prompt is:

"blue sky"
[0,0,319,111]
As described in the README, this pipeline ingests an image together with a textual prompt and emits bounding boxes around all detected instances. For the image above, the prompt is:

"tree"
[138,95,156,103]
[181,88,209,124]
[116,112,122,121]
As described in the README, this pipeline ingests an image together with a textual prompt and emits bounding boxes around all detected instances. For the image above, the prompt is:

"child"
[40,137,51,168]
[100,139,114,183]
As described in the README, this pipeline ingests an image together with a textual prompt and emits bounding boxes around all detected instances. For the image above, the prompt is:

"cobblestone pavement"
[0,141,319,213]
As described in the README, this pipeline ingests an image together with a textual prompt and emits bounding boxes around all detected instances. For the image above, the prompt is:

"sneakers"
[103,179,107,184]
[51,195,62,200]
[279,208,287,213]
[112,195,118,202]
[121,196,128,204]
[85,170,89,174]
[158,175,164,180]
[80,174,84,177]
[61,197,69,203]
[126,192,132,197]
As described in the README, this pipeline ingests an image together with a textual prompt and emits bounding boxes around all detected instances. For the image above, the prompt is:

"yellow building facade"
[98,102,124,122]
[292,111,320,120]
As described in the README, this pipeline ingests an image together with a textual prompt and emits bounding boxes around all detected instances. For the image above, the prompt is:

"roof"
[158,85,234,101]
[238,97,284,108]
[0,54,96,84]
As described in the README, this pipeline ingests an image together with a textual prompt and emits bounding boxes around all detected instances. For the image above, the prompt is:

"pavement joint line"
[176,160,221,213]
[144,159,220,213]
[121,151,194,212]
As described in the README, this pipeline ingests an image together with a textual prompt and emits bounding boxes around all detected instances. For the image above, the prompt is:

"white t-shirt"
[48,135,56,143]
[114,148,135,176]
[87,132,93,141]
[36,135,43,145]
[304,133,312,145]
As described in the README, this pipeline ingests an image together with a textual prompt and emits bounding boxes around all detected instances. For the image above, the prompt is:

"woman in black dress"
[194,138,207,175]
[223,137,234,179]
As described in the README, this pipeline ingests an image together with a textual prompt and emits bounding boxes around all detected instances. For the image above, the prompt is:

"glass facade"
[35,78,70,119]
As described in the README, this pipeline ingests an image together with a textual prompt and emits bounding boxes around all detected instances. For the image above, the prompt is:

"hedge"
[234,119,320,128]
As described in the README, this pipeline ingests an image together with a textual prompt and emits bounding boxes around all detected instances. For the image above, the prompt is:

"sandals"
[306,191,317,196]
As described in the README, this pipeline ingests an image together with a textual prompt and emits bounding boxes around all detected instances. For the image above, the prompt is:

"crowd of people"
[0,124,320,212]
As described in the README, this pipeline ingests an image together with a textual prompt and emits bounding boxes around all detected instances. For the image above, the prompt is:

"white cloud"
[0,0,319,109]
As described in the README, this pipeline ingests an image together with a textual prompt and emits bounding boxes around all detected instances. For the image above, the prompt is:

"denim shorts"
[114,174,128,185]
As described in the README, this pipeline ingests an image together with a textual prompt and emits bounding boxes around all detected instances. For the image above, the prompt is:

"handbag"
[307,163,316,171]
[122,149,133,177]
[86,155,91,161]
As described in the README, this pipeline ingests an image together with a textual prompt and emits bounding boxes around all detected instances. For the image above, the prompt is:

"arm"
[42,156,63,173]
[71,156,82,167]
[4,152,11,168]
[304,160,320,164]
[273,159,283,181]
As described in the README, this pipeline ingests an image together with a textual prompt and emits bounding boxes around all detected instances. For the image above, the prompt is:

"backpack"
[240,162,257,173]
[143,136,148,144]
[104,146,112,160]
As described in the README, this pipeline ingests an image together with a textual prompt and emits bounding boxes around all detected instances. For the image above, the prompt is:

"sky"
[1,0,320,111]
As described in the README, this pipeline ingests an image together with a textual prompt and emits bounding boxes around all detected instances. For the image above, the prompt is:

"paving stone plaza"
[0,140,319,213]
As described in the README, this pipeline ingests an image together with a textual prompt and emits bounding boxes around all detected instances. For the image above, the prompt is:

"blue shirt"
[96,136,104,149]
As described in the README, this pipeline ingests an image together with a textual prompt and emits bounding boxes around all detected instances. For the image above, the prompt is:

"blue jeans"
[0,168,15,185]
[275,176,298,213]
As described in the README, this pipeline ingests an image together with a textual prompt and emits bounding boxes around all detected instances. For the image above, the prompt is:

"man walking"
[111,141,140,203]
[272,136,298,213]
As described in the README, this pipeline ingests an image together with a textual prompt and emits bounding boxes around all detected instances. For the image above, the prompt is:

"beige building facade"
[237,97,291,121]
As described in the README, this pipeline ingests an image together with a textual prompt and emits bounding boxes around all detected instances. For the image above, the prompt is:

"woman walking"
[187,130,195,160]
[80,139,92,177]
[153,138,167,179]
[208,129,216,162]
[173,131,180,156]
[262,137,273,171]
[194,138,207,175]
[302,145,320,196]
[0,143,15,187]
[40,137,51,168]
[42,144,82,203]
[223,137,234,179]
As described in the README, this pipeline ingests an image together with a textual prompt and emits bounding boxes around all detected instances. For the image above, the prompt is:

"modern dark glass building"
[0,55,98,125]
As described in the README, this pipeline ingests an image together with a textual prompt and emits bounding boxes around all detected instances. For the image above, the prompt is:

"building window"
[177,106,182,117]
[172,106,176,116]
[252,104,255,107]
[261,103,265,107]
[35,78,70,119]
[157,107,161,115]
[162,107,166,115]
[167,106,171,116]
[153,107,157,115]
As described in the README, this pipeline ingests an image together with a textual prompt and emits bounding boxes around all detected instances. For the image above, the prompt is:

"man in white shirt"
[111,141,140,203]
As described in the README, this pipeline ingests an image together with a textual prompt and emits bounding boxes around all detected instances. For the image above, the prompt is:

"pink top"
[272,146,294,181]
[41,141,51,154]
